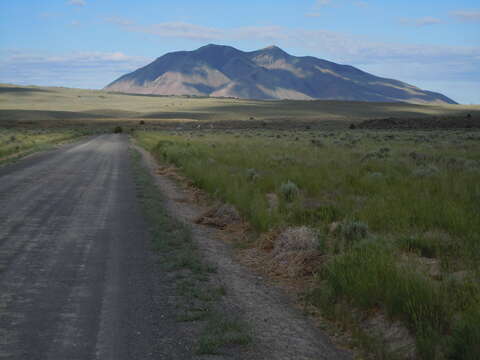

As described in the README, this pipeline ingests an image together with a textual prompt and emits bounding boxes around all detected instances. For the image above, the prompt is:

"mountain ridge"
[104,44,456,104]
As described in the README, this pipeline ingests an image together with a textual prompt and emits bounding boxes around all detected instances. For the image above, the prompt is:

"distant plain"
[1,83,479,128]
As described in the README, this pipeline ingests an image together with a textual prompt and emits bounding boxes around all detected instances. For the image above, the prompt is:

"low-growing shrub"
[279,180,300,202]
[412,165,439,178]
[246,168,259,182]
[337,220,369,244]
[367,172,384,180]
[113,126,123,133]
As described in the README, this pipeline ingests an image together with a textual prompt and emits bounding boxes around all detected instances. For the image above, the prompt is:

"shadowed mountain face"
[104,44,456,104]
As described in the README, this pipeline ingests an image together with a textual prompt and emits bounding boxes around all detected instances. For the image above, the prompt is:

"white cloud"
[137,22,222,41]
[451,10,480,22]
[2,51,148,65]
[68,0,86,6]
[305,12,321,17]
[105,18,222,41]
[0,50,151,89]
[399,17,442,27]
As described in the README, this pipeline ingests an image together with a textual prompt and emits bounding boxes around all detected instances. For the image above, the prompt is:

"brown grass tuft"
[194,203,242,229]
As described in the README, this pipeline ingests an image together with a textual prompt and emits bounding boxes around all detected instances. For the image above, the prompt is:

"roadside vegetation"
[136,128,480,359]
[0,128,88,161]
[131,149,251,355]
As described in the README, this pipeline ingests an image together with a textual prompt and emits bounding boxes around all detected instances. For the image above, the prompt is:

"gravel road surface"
[0,135,190,360]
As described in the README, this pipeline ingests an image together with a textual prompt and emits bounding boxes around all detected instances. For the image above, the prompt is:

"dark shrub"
[113,126,123,133]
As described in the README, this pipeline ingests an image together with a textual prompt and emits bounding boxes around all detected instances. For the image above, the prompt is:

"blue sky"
[1,0,479,103]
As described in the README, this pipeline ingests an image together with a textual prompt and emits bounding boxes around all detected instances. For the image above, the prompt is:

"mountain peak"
[263,45,280,50]
[200,43,232,49]
[260,45,288,54]
[253,45,291,61]
[104,44,456,104]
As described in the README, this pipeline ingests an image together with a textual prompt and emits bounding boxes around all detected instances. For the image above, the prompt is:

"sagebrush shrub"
[246,168,259,182]
[338,220,369,243]
[412,165,439,177]
[279,180,300,202]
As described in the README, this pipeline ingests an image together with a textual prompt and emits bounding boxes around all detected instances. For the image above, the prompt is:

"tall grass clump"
[323,241,444,323]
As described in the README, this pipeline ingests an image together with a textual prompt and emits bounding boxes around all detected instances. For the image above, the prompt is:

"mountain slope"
[104,44,456,104]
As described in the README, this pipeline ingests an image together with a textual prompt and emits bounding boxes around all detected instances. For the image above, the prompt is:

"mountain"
[104,44,456,104]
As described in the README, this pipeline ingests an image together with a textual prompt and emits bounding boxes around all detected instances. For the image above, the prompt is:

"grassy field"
[136,128,480,359]
[1,83,479,126]
[0,128,88,161]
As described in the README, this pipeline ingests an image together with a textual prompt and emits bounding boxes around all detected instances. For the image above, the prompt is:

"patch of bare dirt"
[134,144,352,360]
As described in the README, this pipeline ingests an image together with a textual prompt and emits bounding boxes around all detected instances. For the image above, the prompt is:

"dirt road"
[0,135,193,360]
[0,134,350,360]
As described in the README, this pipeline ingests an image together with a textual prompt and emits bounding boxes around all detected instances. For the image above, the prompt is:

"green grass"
[319,239,480,358]
[197,313,252,355]
[136,129,480,242]
[130,148,251,355]
[135,128,480,359]
[322,241,446,355]
[0,128,88,160]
